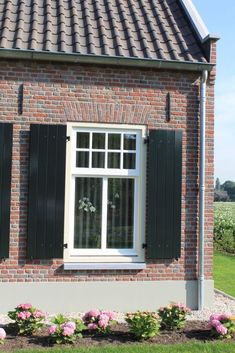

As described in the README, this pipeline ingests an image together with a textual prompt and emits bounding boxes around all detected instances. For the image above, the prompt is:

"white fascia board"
[179,0,210,42]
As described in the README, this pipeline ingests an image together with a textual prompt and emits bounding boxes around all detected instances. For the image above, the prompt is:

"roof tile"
[0,0,207,63]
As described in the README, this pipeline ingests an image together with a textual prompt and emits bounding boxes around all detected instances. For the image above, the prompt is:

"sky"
[193,0,235,183]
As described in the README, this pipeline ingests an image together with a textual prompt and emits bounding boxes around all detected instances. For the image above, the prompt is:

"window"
[64,123,146,264]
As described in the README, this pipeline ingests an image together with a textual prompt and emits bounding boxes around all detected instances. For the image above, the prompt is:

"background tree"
[222,180,235,201]
[215,177,221,191]
[214,190,229,202]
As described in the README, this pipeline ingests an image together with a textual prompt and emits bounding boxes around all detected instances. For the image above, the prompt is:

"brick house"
[0,0,218,312]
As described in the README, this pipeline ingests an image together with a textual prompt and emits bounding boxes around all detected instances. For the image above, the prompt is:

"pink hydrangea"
[86,309,100,318]
[87,323,98,330]
[97,313,109,329]
[62,322,76,330]
[17,311,31,320]
[216,324,228,336]
[17,303,32,310]
[98,319,108,329]
[62,326,75,336]
[48,325,57,335]
[210,314,221,322]
[0,328,6,340]
[210,319,221,328]
[33,310,45,318]
[102,311,116,321]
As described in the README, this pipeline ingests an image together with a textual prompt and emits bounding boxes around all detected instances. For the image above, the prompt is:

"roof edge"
[179,0,219,42]
[0,49,214,72]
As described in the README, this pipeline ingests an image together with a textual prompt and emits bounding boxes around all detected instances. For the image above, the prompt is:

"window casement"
[63,123,147,265]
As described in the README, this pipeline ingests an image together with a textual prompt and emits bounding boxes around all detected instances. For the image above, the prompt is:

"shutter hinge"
[142,243,147,249]
[63,243,68,249]
[144,136,149,144]
[66,136,70,142]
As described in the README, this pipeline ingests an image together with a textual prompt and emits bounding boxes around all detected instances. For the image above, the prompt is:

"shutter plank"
[27,125,39,258]
[174,131,183,258]
[28,124,66,259]
[147,129,182,259]
[54,126,67,258]
[36,125,49,259]
[0,123,13,259]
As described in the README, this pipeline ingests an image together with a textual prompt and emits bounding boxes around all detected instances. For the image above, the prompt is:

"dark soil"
[0,321,234,351]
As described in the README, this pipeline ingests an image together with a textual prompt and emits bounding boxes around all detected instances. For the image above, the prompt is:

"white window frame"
[63,123,147,264]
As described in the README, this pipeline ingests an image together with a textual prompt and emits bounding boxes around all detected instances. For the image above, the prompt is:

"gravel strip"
[0,291,234,326]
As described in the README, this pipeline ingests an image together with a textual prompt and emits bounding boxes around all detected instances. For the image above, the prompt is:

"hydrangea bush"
[158,303,191,330]
[0,328,6,344]
[48,314,86,344]
[83,310,116,333]
[8,303,45,335]
[209,314,235,339]
[125,311,160,340]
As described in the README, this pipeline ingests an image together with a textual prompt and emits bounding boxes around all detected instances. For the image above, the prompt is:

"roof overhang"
[0,49,214,72]
[179,0,220,43]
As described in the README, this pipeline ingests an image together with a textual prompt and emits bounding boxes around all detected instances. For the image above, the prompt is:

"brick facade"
[0,58,215,283]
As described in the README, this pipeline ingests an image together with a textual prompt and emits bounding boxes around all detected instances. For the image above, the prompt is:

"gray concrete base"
[0,280,214,314]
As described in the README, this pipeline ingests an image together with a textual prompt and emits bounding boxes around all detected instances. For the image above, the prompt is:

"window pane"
[77,132,89,148]
[76,151,89,168]
[92,152,105,168]
[108,134,121,150]
[74,177,102,249]
[108,152,120,169]
[92,133,105,149]
[124,134,136,150]
[123,153,136,169]
[107,178,134,249]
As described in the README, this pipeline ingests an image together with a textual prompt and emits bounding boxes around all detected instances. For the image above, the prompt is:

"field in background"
[214,202,235,221]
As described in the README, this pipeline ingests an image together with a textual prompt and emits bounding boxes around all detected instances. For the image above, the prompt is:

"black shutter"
[0,123,13,259]
[27,124,67,259]
[147,129,182,259]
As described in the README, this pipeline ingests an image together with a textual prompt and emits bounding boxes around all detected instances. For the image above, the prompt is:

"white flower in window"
[78,197,96,213]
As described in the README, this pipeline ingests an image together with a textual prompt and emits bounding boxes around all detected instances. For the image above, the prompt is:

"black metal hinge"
[63,243,68,249]
[66,136,70,142]
[142,243,147,249]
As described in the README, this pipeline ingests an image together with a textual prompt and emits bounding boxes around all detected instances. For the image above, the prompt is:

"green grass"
[214,202,235,221]
[214,252,235,297]
[3,344,235,353]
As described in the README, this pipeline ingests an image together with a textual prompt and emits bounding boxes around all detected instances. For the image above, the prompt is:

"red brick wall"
[0,58,215,282]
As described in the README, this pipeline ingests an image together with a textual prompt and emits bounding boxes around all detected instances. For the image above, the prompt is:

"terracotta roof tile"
[0,0,207,63]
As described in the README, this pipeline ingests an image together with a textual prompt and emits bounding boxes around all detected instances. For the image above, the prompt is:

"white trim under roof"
[179,0,211,42]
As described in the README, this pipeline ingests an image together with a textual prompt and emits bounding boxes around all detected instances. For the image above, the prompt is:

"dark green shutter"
[27,124,67,259]
[147,129,182,259]
[0,123,13,259]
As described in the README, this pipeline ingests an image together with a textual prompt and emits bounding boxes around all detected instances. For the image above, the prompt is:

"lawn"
[213,201,235,296]
[3,344,235,353]
[214,252,235,297]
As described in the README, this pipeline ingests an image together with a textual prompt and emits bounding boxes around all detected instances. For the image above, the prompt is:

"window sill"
[63,262,146,270]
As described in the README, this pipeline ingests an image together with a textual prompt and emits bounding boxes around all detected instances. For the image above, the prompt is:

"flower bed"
[0,303,234,351]
[0,321,235,352]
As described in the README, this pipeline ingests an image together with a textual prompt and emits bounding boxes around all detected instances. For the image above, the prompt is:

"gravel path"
[0,291,234,326]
